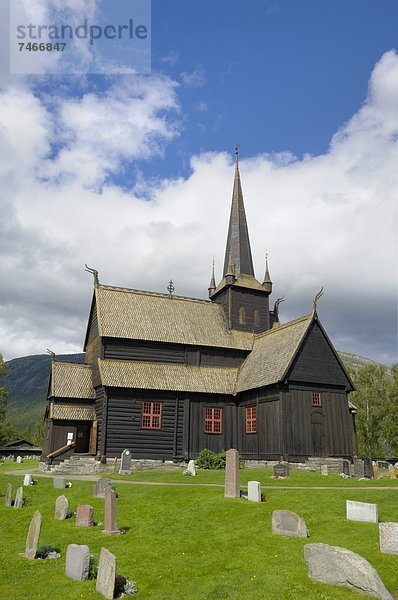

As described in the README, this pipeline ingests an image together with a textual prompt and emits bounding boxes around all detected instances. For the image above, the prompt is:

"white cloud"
[180,67,206,88]
[0,52,397,365]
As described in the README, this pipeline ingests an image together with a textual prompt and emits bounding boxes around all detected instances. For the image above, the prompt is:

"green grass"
[1,461,398,599]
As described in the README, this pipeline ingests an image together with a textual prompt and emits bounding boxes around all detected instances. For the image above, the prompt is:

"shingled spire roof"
[222,148,255,278]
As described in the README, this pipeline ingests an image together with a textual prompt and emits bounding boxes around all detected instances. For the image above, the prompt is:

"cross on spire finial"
[235,143,240,163]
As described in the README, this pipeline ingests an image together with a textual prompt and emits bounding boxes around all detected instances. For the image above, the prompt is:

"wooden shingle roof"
[50,362,95,399]
[98,359,238,395]
[50,403,96,421]
[95,285,254,350]
[235,314,313,393]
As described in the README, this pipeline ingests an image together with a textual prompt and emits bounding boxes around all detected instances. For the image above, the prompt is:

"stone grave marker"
[93,478,115,498]
[54,495,69,520]
[23,474,32,486]
[119,449,132,475]
[103,488,121,535]
[373,463,380,480]
[24,511,42,559]
[388,465,397,479]
[273,462,289,477]
[379,523,398,555]
[353,459,365,478]
[14,486,23,509]
[76,505,94,527]
[247,481,262,503]
[16,456,23,463]
[342,460,350,476]
[96,547,116,600]
[53,477,66,489]
[65,544,91,581]
[364,457,373,479]
[187,459,196,476]
[272,510,308,538]
[346,500,378,523]
[320,465,328,476]
[5,483,12,506]
[224,449,240,498]
[304,543,392,600]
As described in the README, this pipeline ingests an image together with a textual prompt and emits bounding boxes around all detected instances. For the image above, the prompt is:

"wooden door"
[75,424,90,453]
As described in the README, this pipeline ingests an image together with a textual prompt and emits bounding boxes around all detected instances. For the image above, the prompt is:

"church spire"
[222,146,255,278]
[262,254,273,293]
[208,260,216,297]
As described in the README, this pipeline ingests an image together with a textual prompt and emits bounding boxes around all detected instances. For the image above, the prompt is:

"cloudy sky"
[0,0,397,365]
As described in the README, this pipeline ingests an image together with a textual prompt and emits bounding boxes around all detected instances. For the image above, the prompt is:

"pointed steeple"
[208,260,216,297]
[222,146,255,278]
[262,254,272,293]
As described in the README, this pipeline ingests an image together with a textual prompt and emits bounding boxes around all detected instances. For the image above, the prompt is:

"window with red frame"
[312,392,322,407]
[141,401,162,429]
[246,406,257,433]
[204,407,223,434]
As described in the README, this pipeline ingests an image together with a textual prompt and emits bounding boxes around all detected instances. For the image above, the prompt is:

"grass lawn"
[0,461,397,599]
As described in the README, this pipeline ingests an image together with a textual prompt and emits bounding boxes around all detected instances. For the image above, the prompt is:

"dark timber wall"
[212,285,270,333]
[238,389,282,459]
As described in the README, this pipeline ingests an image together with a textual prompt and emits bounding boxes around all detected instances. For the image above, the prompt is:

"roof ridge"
[53,361,91,368]
[98,358,239,372]
[253,312,313,340]
[98,284,212,305]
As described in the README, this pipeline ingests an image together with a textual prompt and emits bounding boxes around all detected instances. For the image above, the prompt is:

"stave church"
[42,150,356,467]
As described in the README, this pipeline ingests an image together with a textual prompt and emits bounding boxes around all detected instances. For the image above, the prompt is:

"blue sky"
[0,0,397,364]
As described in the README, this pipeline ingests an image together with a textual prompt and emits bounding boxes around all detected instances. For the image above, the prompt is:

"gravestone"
[65,544,91,581]
[342,460,350,476]
[24,511,42,559]
[119,449,132,475]
[93,478,115,498]
[16,456,23,463]
[14,486,23,509]
[388,465,397,479]
[346,500,378,523]
[373,463,380,480]
[76,505,94,527]
[103,488,121,535]
[53,477,66,489]
[273,463,289,477]
[379,523,398,555]
[23,474,32,486]
[54,495,69,520]
[224,449,240,498]
[364,457,373,479]
[96,547,116,600]
[304,543,392,600]
[353,459,365,478]
[272,510,308,538]
[187,459,196,476]
[5,483,12,506]
[320,465,328,476]
[247,481,262,503]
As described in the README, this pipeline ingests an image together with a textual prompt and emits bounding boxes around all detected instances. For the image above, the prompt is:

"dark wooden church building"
[42,151,356,466]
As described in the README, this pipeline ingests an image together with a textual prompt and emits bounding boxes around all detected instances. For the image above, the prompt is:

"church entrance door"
[75,424,90,453]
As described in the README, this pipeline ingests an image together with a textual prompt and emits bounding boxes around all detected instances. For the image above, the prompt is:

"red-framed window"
[246,406,257,433]
[312,392,322,407]
[204,407,223,434]
[141,401,162,429]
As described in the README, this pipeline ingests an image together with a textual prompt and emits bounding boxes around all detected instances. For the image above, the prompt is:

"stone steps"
[48,455,101,475]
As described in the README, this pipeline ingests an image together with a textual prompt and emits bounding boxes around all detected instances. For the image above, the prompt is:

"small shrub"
[88,554,98,580]
[195,449,226,470]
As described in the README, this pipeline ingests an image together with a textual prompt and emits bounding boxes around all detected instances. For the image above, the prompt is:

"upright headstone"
[23,474,32,486]
[187,459,196,476]
[364,457,373,479]
[373,463,380,480]
[93,478,114,498]
[346,500,378,523]
[342,460,350,476]
[272,510,308,538]
[76,505,94,527]
[53,477,66,489]
[379,523,398,555]
[304,543,393,600]
[320,465,328,476]
[16,456,23,463]
[54,495,69,520]
[224,449,240,498]
[96,547,116,600]
[273,463,289,477]
[388,465,397,479]
[247,481,262,503]
[24,511,42,559]
[119,449,132,475]
[5,483,12,506]
[103,488,121,535]
[14,486,23,509]
[65,544,91,581]
[353,459,365,478]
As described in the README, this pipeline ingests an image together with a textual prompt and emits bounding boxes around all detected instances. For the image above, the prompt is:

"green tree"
[349,363,390,457]
[0,353,7,422]
[0,354,20,445]
[383,363,398,455]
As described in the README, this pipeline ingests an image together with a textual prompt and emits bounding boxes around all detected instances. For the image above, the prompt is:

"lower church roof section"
[50,362,95,399]
[50,403,96,421]
[98,359,239,395]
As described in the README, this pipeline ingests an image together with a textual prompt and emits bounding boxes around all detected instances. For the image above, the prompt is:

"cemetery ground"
[0,461,397,599]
